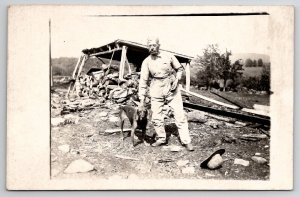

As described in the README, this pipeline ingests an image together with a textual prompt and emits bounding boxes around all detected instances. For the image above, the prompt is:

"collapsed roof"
[82,39,193,66]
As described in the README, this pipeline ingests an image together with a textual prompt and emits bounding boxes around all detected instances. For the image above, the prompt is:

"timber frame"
[68,39,193,94]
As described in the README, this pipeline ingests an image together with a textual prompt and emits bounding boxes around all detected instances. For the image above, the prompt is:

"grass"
[242,67,263,79]
[188,86,270,109]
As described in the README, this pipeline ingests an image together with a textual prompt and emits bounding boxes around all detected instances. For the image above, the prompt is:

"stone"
[64,159,94,174]
[234,158,250,167]
[58,144,70,154]
[205,172,216,177]
[99,111,108,117]
[176,160,189,167]
[255,152,262,156]
[181,166,195,174]
[109,116,119,122]
[251,156,268,164]
[163,145,182,152]
[51,117,65,127]
[170,145,182,152]
[187,110,207,123]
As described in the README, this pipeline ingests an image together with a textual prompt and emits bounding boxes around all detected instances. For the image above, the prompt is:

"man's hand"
[170,78,179,91]
[138,96,145,111]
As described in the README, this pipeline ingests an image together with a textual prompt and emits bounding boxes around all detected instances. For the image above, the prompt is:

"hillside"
[230,53,270,63]
[52,57,119,76]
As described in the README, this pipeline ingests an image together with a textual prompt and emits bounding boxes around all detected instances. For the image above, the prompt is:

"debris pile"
[54,64,151,114]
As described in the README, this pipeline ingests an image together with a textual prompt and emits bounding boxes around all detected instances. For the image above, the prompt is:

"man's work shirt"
[139,51,184,99]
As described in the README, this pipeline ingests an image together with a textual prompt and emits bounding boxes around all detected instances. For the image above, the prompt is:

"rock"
[127,174,139,179]
[181,166,195,174]
[109,116,119,122]
[205,119,220,129]
[163,145,182,152]
[51,117,65,127]
[176,160,189,167]
[58,144,70,153]
[205,172,216,177]
[251,156,268,164]
[187,110,207,123]
[255,152,261,156]
[99,111,108,117]
[234,158,250,167]
[64,159,94,173]
[264,145,269,148]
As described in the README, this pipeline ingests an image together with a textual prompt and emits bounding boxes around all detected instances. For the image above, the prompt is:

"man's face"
[148,42,160,56]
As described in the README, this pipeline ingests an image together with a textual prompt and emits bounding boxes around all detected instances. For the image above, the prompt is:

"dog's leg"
[131,121,137,147]
[119,109,126,147]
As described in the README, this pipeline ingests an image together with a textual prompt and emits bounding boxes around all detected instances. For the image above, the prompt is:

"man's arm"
[170,55,184,90]
[138,59,150,104]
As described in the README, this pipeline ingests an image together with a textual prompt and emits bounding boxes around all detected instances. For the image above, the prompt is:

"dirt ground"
[51,87,270,180]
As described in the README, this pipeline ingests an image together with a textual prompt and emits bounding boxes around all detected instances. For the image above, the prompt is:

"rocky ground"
[51,87,270,180]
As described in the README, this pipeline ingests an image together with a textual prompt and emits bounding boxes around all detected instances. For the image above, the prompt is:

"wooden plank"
[185,63,190,91]
[119,46,127,80]
[104,128,131,134]
[253,104,270,112]
[89,48,122,57]
[115,155,140,161]
[181,88,240,109]
[72,55,83,78]
[183,101,270,125]
[210,91,243,109]
[241,108,270,116]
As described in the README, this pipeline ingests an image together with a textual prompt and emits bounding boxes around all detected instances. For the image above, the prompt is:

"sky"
[51,15,270,58]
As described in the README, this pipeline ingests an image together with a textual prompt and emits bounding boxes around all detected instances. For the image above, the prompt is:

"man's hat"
[200,149,225,170]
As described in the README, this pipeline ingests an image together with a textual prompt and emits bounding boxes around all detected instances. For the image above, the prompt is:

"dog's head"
[137,107,148,120]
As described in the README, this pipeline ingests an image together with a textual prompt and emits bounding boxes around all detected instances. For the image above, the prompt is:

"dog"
[119,105,148,146]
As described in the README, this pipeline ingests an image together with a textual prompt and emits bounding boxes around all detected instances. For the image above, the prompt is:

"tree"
[195,45,243,91]
[245,58,253,67]
[194,44,221,89]
[258,58,263,67]
[253,59,257,67]
[260,64,270,92]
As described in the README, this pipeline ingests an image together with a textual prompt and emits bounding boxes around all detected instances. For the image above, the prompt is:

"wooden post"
[185,62,191,91]
[119,46,127,80]
[72,55,83,78]
[71,55,87,92]
[125,57,131,75]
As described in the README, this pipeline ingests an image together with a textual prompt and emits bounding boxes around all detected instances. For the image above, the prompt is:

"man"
[138,37,194,151]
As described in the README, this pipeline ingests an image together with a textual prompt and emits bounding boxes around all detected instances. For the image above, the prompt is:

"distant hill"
[230,53,270,63]
[52,57,119,76]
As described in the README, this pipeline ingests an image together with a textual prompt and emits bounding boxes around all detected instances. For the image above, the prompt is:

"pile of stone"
[60,64,150,113]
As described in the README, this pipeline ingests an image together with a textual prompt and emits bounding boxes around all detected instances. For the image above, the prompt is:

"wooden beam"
[89,48,122,57]
[185,63,190,91]
[119,46,128,80]
[72,55,83,78]
[183,101,270,126]
[71,55,87,92]
[180,88,240,109]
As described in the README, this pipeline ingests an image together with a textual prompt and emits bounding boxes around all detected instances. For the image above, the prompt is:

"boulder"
[176,160,189,167]
[64,159,94,174]
[187,110,207,123]
[251,156,268,164]
[181,167,195,174]
[51,117,65,127]
[234,158,250,167]
[58,144,70,154]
